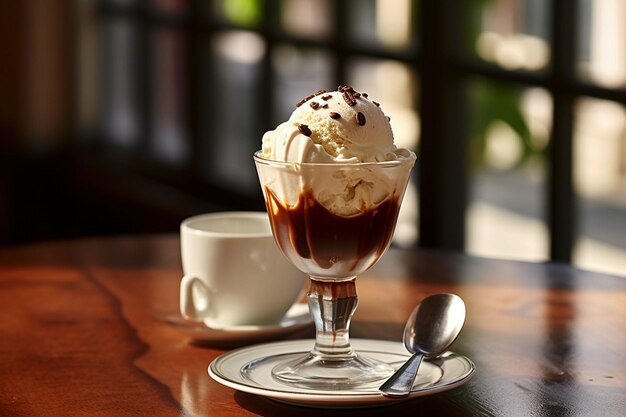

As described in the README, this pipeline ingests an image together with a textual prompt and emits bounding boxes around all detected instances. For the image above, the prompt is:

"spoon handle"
[379,352,424,397]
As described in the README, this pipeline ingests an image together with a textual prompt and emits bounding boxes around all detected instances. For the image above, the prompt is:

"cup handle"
[180,275,211,321]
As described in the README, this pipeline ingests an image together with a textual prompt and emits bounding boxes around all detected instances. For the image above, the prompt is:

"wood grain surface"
[0,235,624,416]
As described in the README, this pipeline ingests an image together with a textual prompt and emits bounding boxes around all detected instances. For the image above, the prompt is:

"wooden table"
[0,235,624,416]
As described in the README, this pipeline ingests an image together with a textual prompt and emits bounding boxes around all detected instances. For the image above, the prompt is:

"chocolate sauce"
[265,187,400,277]
[309,278,356,299]
[307,278,357,343]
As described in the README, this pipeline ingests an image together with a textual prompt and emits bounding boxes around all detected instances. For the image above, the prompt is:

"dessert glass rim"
[253,150,416,168]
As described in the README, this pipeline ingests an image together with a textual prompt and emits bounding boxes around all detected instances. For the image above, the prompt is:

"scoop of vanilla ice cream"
[261,87,411,163]
[258,86,415,215]
[288,90,397,162]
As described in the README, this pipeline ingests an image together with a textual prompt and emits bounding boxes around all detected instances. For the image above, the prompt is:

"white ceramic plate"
[209,338,475,408]
[172,303,313,345]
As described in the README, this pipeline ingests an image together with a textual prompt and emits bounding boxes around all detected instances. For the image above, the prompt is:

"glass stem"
[307,277,358,360]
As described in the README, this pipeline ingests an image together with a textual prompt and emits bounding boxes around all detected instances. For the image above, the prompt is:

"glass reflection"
[466,80,551,261]
[348,0,413,50]
[573,98,626,276]
[200,30,267,192]
[469,0,550,72]
[577,0,626,88]
[102,20,141,147]
[281,0,332,40]
[271,45,333,125]
[150,30,189,165]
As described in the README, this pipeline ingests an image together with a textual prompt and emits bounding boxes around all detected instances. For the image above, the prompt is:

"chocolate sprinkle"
[322,103,329,109]
[329,112,341,119]
[321,94,332,100]
[373,101,380,107]
[315,89,327,96]
[362,92,369,98]
[353,92,361,98]
[296,94,315,108]
[342,91,357,106]
[298,124,312,136]
[310,101,320,110]
[356,112,366,126]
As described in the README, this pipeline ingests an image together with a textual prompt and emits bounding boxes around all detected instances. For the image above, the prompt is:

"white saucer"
[209,338,475,408]
[173,303,313,346]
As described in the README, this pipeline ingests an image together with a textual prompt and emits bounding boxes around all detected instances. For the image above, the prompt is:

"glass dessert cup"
[254,151,415,389]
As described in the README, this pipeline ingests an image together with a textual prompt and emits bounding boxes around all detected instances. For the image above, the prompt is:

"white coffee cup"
[179,211,305,327]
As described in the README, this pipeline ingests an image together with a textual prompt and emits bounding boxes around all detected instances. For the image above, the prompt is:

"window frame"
[94,0,626,262]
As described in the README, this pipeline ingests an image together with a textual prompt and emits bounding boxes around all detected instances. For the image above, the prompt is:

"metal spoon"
[379,293,466,397]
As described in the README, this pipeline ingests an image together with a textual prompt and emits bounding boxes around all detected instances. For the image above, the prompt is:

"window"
[78,0,626,276]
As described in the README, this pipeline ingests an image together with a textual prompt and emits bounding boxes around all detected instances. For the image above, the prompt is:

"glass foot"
[272,351,395,389]
[269,277,395,389]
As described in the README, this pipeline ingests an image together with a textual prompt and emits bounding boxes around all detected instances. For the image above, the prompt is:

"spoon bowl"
[379,293,466,397]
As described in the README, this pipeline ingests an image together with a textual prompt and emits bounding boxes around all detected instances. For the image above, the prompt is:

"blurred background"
[0,0,625,277]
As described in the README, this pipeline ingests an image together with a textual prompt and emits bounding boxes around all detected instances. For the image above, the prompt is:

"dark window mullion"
[257,0,277,133]
[548,0,578,262]
[187,0,202,175]
[138,0,152,159]
[574,81,626,105]
[459,60,626,105]
[331,0,347,85]
[418,0,468,250]
[460,59,550,88]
